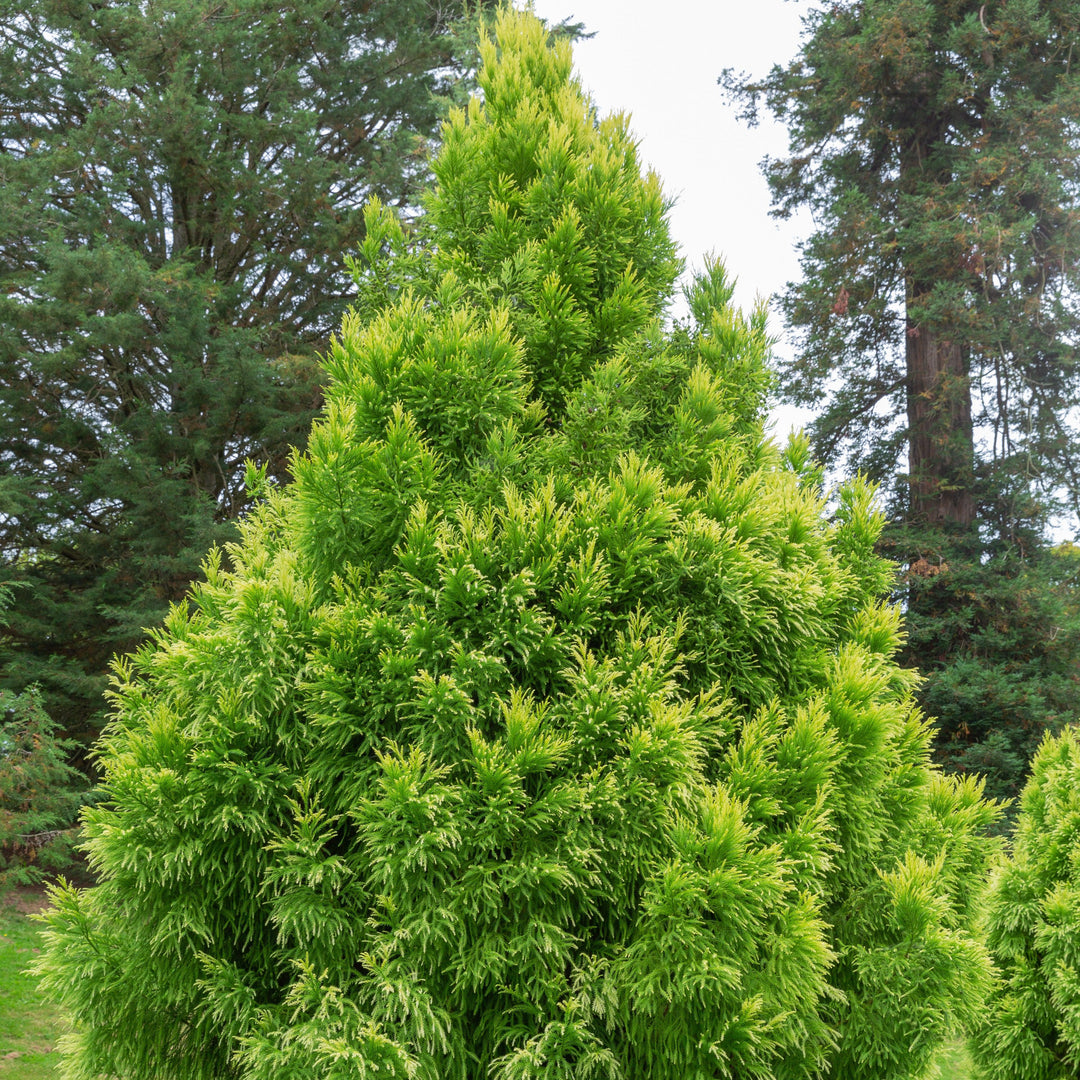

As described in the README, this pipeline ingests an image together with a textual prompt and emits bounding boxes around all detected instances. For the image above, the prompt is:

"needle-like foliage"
[972,726,1080,1080]
[35,12,999,1079]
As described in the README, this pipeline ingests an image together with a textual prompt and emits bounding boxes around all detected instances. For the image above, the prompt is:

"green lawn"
[1,889,977,1079]
[0,890,63,1080]
[936,1034,975,1079]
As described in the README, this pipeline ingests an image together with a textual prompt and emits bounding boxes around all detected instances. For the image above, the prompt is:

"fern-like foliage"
[35,12,999,1080]
[972,727,1080,1080]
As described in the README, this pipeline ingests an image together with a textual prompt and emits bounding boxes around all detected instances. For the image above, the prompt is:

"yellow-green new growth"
[35,11,999,1080]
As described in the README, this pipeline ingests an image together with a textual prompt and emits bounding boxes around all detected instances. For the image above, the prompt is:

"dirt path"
[0,888,50,917]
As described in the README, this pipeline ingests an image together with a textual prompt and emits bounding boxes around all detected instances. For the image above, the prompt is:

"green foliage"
[889,531,1080,812]
[0,686,86,889]
[0,581,89,889]
[971,726,1080,1079]
[0,0,495,748]
[934,1035,975,1080]
[35,12,1000,1079]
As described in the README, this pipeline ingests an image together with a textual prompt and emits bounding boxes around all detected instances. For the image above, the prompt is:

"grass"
[935,1034,976,1080]
[0,889,63,1080]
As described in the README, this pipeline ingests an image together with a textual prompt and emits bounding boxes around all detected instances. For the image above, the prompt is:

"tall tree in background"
[722,0,1080,803]
[0,0,493,750]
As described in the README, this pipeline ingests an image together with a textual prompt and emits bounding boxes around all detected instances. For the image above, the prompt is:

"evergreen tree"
[0,584,89,889]
[0,684,87,889]
[893,534,1080,808]
[0,0,493,749]
[721,0,1080,799]
[36,12,999,1079]
[972,724,1080,1079]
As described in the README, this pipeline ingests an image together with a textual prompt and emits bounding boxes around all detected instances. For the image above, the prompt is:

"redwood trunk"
[905,312,975,527]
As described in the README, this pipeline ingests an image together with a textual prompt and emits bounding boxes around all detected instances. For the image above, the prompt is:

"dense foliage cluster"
[37,12,999,1079]
[0,0,494,748]
[0,684,85,888]
[895,535,1080,808]
[973,726,1080,1079]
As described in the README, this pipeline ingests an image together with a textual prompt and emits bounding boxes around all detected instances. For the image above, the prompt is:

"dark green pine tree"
[721,0,1080,803]
[0,0,494,751]
[36,13,1000,1079]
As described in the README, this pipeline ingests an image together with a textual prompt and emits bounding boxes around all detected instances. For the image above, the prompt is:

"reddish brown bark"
[905,314,976,527]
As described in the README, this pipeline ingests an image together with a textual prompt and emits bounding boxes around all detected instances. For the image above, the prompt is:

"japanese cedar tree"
[972,726,1080,1080]
[36,12,999,1080]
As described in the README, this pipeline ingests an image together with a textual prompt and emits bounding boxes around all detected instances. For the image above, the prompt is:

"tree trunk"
[905,309,976,527]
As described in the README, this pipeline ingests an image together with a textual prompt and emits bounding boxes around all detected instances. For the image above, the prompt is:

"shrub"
[0,683,86,889]
[971,726,1080,1080]
[35,12,999,1079]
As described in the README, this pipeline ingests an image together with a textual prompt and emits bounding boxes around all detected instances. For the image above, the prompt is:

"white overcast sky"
[527,0,816,437]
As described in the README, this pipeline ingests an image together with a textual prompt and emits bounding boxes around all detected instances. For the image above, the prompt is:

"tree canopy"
[0,0,494,747]
[35,12,1000,1079]
[721,0,1080,530]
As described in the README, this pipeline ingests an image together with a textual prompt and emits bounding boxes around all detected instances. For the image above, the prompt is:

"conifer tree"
[36,12,999,1079]
[721,0,1080,530]
[721,0,1080,803]
[0,585,88,889]
[972,725,1080,1079]
[0,684,86,889]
